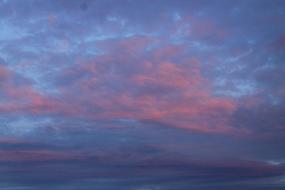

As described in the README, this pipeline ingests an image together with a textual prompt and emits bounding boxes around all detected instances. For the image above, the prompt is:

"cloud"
[0,142,283,189]
[0,0,285,189]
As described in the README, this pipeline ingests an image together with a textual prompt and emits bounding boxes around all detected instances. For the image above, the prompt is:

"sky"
[0,0,285,189]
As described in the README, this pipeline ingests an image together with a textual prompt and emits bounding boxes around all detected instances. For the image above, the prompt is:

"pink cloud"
[134,60,203,89]
[0,64,62,115]
[0,36,248,136]
[0,65,10,80]
[153,45,184,59]
[42,39,246,135]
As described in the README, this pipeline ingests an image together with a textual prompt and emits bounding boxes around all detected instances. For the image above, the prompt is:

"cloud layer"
[0,0,285,189]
